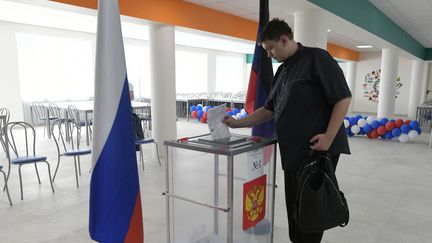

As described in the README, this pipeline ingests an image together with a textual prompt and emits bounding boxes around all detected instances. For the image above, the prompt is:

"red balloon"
[404,119,411,125]
[395,119,404,128]
[385,121,395,131]
[201,117,207,123]
[225,108,230,112]
[377,126,386,135]
[370,130,379,139]
[191,111,198,119]
[203,112,208,119]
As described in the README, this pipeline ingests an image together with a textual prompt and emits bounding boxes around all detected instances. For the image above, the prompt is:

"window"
[124,42,151,98]
[175,49,208,93]
[16,32,94,101]
[216,54,244,92]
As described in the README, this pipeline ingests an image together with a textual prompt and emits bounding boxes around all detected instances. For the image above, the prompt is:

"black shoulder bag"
[295,151,349,233]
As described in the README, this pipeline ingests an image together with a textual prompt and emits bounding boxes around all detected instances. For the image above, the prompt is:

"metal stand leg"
[214,154,219,235]
[227,156,234,243]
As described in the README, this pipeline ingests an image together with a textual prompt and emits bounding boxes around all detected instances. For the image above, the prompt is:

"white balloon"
[236,113,242,119]
[351,125,360,134]
[398,134,409,143]
[357,118,367,128]
[241,109,247,115]
[197,104,203,107]
[344,119,350,128]
[408,130,419,140]
[366,116,375,124]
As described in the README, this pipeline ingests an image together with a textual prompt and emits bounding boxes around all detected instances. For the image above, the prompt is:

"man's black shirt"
[264,43,351,171]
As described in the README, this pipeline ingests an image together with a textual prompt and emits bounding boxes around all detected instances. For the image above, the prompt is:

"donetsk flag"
[245,0,275,138]
[89,0,143,242]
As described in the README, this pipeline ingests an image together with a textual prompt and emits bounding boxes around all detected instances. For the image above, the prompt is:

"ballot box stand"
[164,134,277,243]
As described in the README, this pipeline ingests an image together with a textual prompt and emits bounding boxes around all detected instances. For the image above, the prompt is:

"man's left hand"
[310,133,332,151]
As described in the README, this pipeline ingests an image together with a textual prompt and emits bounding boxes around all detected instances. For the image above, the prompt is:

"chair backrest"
[0,107,10,133]
[31,102,46,121]
[51,119,83,154]
[67,105,82,125]
[48,102,61,119]
[3,121,37,159]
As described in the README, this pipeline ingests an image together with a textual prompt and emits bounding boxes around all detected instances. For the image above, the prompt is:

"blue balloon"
[380,118,389,126]
[400,124,410,134]
[196,106,203,111]
[409,120,419,130]
[363,124,373,133]
[348,130,354,137]
[226,111,233,116]
[190,106,197,112]
[355,115,363,120]
[232,108,240,115]
[359,127,365,135]
[349,117,357,126]
[416,127,422,135]
[197,110,204,118]
[344,116,349,120]
[385,132,393,140]
[371,120,381,129]
[390,119,395,123]
[391,127,401,137]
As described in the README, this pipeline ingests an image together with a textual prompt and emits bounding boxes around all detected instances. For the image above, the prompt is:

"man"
[223,19,351,243]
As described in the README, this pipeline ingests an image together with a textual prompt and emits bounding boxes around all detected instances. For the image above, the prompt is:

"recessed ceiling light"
[327,29,331,32]
[356,45,373,49]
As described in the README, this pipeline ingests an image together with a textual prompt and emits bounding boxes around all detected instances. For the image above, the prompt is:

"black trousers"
[284,154,340,243]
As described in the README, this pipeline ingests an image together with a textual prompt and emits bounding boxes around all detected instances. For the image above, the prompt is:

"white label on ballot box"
[247,148,264,179]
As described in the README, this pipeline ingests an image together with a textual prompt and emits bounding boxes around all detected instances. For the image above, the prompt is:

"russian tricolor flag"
[245,0,275,138]
[89,0,143,242]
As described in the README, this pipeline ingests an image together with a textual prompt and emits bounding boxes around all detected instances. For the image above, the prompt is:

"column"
[377,48,399,118]
[346,61,357,113]
[408,60,426,119]
[294,9,328,49]
[149,22,177,158]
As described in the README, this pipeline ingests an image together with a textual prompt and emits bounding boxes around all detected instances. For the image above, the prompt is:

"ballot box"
[164,134,277,243]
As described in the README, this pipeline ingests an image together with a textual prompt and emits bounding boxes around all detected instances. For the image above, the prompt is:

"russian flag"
[245,0,275,138]
[89,0,143,242]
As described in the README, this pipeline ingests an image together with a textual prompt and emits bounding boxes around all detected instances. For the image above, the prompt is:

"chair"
[136,138,161,170]
[67,105,92,140]
[3,121,55,200]
[0,164,12,205]
[31,102,58,137]
[51,119,90,187]
[0,107,10,153]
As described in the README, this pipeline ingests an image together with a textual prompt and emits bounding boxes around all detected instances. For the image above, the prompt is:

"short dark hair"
[258,18,293,45]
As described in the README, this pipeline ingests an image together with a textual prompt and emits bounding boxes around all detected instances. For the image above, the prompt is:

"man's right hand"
[222,115,240,128]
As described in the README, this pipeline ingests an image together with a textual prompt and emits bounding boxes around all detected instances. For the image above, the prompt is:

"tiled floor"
[0,119,431,243]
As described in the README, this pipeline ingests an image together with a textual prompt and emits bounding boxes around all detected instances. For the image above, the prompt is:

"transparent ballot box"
[164,134,277,243]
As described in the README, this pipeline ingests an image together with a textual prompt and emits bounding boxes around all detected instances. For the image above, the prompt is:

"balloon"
[366,116,376,124]
[385,121,395,131]
[404,119,411,125]
[197,110,204,118]
[203,112,208,120]
[380,118,389,125]
[226,111,233,116]
[391,128,401,137]
[416,127,422,135]
[359,127,365,135]
[408,130,419,140]
[351,125,360,134]
[355,115,363,120]
[371,120,381,129]
[190,106,197,112]
[196,106,203,111]
[395,119,404,128]
[385,132,393,140]
[377,126,386,135]
[235,113,242,119]
[191,110,198,119]
[398,134,409,143]
[344,119,350,128]
[241,109,247,115]
[232,108,240,115]
[369,130,379,139]
[400,124,410,134]
[347,130,354,137]
[349,117,357,126]
[357,118,367,128]
[201,117,207,123]
[409,120,419,130]
[203,106,208,112]
[363,124,373,133]
[197,104,203,107]
[225,107,230,112]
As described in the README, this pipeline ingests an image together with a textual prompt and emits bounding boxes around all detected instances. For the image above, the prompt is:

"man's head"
[258,18,296,62]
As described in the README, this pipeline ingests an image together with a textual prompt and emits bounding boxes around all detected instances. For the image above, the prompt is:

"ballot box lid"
[164,134,276,156]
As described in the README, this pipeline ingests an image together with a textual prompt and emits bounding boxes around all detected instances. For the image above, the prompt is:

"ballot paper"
[207,103,231,140]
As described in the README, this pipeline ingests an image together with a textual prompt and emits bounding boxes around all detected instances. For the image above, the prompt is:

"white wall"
[352,51,412,116]
[0,22,24,121]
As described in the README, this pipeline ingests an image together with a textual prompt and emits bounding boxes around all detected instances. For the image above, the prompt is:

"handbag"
[294,151,349,233]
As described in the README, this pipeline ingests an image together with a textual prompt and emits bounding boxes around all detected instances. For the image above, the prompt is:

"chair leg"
[73,157,79,188]
[154,142,162,166]
[77,156,82,176]
[34,163,41,184]
[44,161,55,193]
[53,157,61,181]
[0,170,12,205]
[139,145,144,170]
[3,160,11,192]
[18,165,24,200]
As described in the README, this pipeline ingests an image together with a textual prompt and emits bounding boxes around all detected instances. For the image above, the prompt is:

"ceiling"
[185,0,432,56]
